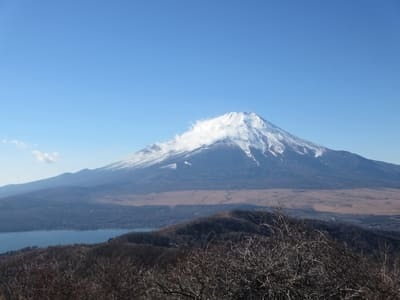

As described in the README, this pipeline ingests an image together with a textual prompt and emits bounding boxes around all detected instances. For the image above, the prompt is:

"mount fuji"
[1,112,400,199]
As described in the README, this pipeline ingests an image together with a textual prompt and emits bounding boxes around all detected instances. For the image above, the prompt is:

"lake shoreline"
[0,228,154,254]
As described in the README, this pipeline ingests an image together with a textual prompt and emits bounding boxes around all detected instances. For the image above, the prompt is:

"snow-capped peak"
[107,112,326,169]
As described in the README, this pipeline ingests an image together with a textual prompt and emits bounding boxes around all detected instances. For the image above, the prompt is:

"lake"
[0,228,153,254]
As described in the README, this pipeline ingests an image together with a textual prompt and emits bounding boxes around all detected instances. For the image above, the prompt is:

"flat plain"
[99,188,400,215]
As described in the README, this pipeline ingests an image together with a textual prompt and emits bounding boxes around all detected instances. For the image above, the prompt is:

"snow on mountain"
[107,112,326,170]
[1,111,400,200]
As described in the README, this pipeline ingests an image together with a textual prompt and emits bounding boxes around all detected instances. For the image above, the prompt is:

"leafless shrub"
[0,213,399,299]
[149,213,400,299]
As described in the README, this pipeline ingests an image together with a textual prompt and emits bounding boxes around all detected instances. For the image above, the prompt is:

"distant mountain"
[1,112,400,199]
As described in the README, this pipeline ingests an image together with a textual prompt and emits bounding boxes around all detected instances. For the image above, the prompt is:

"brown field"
[98,188,400,215]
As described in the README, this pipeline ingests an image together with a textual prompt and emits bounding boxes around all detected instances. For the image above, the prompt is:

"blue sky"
[0,0,399,186]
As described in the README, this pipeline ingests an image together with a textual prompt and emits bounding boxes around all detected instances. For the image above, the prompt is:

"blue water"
[0,228,153,254]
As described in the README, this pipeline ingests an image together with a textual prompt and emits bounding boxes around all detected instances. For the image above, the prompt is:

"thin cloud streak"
[1,139,28,149]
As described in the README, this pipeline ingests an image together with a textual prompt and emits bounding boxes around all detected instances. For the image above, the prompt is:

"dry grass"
[99,188,400,215]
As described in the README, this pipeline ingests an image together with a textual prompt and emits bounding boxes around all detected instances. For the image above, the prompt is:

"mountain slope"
[106,112,325,169]
[1,112,400,199]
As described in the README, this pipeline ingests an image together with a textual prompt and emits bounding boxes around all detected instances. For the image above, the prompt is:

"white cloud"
[3,138,60,164]
[32,150,59,164]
